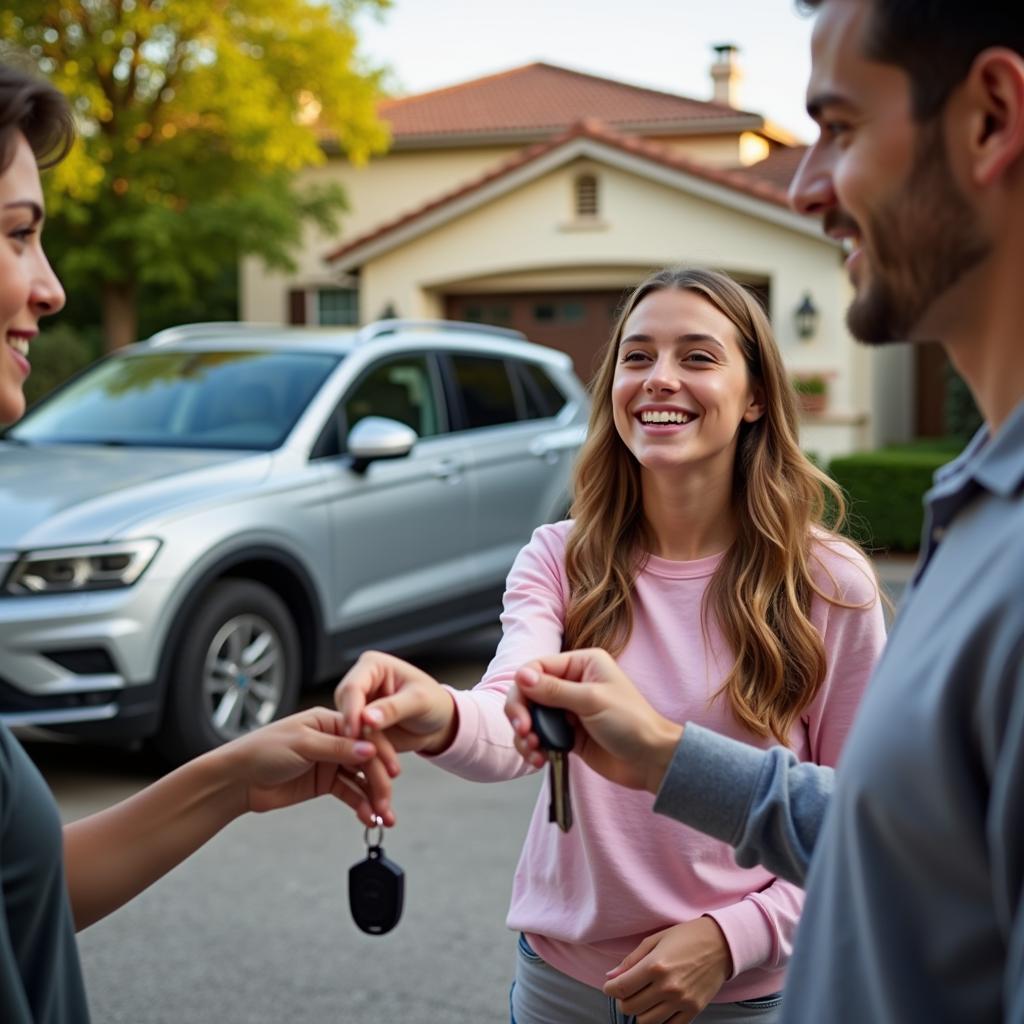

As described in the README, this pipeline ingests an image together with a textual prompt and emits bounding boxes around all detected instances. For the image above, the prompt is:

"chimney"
[710,43,742,108]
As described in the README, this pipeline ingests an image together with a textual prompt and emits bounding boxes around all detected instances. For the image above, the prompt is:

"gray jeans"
[510,934,783,1024]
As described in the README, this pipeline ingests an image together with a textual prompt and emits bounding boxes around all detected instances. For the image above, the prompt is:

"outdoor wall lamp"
[794,292,819,340]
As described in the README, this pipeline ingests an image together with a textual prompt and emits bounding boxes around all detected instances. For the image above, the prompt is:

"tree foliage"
[2,0,390,348]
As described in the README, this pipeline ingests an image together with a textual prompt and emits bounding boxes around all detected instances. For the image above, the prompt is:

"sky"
[354,0,818,142]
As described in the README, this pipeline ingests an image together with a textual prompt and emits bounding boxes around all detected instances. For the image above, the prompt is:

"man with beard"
[493,1,1024,1022]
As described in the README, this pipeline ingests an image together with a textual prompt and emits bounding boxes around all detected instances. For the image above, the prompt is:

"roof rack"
[146,322,278,347]
[354,319,527,345]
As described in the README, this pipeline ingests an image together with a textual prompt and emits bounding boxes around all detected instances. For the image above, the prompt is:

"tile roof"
[736,144,808,192]
[325,119,802,267]
[378,62,760,142]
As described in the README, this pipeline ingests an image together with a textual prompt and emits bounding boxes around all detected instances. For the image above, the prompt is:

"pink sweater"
[429,520,885,1001]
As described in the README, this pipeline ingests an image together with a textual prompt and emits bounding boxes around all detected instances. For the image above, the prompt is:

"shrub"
[828,441,963,553]
[23,323,103,407]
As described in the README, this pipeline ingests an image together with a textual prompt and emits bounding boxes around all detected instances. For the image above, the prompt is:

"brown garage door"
[445,290,630,386]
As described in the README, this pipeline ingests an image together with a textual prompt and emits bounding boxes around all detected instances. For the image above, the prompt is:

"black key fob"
[529,703,574,753]
[349,831,404,935]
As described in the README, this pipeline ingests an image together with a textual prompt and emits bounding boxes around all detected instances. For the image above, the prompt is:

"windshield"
[8,349,341,450]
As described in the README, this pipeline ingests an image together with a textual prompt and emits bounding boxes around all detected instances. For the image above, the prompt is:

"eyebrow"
[620,332,726,352]
[2,200,44,224]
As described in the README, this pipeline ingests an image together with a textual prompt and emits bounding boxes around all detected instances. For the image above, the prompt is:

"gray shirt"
[0,723,90,1023]
[654,398,1024,1023]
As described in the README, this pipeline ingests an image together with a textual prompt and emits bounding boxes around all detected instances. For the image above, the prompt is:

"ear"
[961,48,1024,187]
[743,381,767,424]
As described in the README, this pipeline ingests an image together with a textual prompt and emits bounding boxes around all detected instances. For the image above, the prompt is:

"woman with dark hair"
[0,62,398,1023]
[335,267,886,1022]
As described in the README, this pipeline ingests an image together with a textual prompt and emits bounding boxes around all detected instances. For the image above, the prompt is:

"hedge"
[828,442,963,553]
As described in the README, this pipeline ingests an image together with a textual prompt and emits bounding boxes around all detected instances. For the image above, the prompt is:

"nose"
[788,142,836,218]
[644,356,681,394]
[30,249,66,319]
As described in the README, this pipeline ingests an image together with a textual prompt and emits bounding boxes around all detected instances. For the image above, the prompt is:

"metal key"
[530,703,574,833]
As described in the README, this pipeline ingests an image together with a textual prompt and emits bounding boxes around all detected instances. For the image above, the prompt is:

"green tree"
[2,0,390,350]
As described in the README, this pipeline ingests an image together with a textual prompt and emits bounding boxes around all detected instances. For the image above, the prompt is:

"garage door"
[445,290,630,386]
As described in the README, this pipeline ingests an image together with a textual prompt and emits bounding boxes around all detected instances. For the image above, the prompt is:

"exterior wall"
[240,146,520,323]
[357,160,874,454]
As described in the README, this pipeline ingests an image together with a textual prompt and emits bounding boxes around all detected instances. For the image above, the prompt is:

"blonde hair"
[565,267,874,744]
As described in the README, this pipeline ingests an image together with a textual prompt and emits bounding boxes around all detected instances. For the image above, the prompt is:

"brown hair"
[798,0,1024,121]
[565,266,876,744]
[0,61,74,174]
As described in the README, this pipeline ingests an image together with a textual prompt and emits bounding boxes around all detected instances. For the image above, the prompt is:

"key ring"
[363,815,384,849]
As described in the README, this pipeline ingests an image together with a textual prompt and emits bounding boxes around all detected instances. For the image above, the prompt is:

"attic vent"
[575,173,599,217]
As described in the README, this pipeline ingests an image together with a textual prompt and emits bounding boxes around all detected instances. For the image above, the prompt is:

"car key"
[349,817,404,935]
[530,703,574,833]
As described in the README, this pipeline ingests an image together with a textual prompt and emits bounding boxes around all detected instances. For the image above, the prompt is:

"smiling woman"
[0,65,72,425]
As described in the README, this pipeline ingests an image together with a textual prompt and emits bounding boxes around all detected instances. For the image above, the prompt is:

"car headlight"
[3,539,161,595]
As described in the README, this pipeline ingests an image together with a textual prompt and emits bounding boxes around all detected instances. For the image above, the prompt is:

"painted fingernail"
[519,668,539,687]
[365,708,384,725]
[353,741,375,757]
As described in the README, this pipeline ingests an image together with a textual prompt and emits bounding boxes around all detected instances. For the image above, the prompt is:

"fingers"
[514,664,601,717]
[334,651,408,737]
[331,769,380,828]
[360,686,430,734]
[603,936,657,998]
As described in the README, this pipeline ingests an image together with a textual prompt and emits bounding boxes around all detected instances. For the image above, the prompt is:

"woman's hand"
[603,918,734,1024]
[504,648,683,794]
[334,650,458,756]
[215,705,400,827]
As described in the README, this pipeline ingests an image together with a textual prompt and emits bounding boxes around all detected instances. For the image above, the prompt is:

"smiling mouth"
[6,336,31,359]
[639,410,695,425]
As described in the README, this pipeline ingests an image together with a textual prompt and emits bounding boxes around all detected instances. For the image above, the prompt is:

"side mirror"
[347,416,417,474]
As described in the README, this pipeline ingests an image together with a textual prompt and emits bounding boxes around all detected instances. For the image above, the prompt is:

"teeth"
[6,337,30,358]
[841,238,857,255]
[641,410,691,424]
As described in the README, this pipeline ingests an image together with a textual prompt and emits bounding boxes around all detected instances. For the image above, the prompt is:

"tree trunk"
[101,281,139,352]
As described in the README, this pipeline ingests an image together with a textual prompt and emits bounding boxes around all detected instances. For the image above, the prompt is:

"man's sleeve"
[652,724,833,886]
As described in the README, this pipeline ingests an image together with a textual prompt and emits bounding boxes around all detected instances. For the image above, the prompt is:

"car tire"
[155,579,302,765]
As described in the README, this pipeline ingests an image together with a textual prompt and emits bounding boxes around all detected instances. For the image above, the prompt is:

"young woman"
[0,62,398,1023]
[336,268,885,1024]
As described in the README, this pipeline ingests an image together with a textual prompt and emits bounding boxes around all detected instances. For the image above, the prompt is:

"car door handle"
[529,440,560,464]
[432,458,463,482]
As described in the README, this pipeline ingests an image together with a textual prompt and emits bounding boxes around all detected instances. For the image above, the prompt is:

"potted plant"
[791,372,830,414]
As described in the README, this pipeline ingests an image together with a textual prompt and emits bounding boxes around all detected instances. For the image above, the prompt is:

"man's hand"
[334,650,458,756]
[603,917,733,1024]
[213,705,400,827]
[504,648,683,795]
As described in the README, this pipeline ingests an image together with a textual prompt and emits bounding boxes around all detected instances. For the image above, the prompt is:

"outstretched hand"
[217,705,400,827]
[504,648,683,795]
[334,650,458,756]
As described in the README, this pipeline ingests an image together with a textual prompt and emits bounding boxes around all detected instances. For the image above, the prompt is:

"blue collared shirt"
[785,398,1024,1023]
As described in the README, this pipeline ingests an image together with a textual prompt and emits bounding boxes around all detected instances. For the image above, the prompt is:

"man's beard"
[845,120,991,345]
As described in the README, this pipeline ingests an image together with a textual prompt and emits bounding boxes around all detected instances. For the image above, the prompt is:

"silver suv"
[0,320,588,762]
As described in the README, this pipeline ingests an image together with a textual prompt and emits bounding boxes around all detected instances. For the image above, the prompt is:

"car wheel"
[156,579,301,764]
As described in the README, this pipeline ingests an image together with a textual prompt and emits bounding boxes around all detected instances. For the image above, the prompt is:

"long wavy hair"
[564,267,874,744]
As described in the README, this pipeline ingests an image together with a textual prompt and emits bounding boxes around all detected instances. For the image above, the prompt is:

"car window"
[449,354,519,429]
[514,361,568,420]
[10,350,340,450]
[343,355,441,440]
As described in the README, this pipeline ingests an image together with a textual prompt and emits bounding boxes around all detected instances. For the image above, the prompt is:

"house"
[241,51,920,460]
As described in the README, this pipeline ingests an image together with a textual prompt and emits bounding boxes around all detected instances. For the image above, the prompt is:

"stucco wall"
[240,146,520,322]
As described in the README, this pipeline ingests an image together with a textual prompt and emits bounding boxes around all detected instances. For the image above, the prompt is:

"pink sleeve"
[425,522,570,782]
[708,541,886,975]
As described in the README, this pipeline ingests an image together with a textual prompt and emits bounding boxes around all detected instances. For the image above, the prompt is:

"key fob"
[530,703,574,753]
[349,844,404,935]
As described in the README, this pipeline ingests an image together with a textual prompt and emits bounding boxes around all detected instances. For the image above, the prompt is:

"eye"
[620,349,651,364]
[8,226,37,248]
[684,351,715,364]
